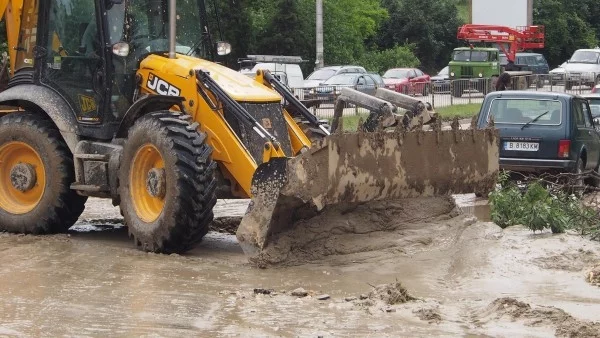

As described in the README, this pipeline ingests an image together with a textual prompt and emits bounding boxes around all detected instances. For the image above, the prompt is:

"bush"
[489,171,600,237]
[357,44,420,74]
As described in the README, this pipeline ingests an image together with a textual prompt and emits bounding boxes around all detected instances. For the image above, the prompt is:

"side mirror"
[112,42,130,57]
[216,41,231,56]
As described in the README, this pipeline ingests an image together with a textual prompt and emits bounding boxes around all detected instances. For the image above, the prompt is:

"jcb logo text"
[147,73,181,96]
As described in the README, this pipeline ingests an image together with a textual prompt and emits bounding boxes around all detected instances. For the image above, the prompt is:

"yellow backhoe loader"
[0,0,499,259]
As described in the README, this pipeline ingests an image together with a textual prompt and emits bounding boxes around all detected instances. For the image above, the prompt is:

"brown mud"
[0,196,599,337]
[250,196,460,267]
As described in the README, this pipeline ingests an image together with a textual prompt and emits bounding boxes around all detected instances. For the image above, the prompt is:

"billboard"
[470,0,533,27]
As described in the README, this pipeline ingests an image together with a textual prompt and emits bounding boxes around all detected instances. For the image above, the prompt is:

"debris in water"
[587,265,600,287]
[291,288,308,297]
[345,296,357,302]
[414,308,442,323]
[478,298,600,338]
[316,294,330,301]
[253,288,274,295]
[367,281,416,305]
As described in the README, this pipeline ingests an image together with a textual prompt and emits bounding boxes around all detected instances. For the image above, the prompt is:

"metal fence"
[290,72,600,119]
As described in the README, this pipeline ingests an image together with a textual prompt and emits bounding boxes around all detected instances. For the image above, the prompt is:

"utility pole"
[316,0,324,69]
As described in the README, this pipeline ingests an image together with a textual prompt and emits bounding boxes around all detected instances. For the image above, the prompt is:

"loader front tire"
[119,111,217,253]
[0,112,87,233]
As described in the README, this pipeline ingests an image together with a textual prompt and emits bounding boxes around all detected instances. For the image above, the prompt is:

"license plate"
[504,142,539,151]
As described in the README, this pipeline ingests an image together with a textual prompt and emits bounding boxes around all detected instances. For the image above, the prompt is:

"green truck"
[449,47,531,97]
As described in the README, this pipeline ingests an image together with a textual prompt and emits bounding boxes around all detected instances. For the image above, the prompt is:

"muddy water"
[0,196,599,337]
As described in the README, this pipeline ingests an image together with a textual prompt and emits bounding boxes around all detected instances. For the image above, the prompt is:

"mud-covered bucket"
[236,125,499,259]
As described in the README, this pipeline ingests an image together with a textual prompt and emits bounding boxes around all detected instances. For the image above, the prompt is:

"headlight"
[478,73,483,78]
[309,89,316,94]
[450,72,455,77]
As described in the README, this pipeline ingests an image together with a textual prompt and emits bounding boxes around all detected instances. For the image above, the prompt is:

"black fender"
[115,95,185,138]
[0,84,80,151]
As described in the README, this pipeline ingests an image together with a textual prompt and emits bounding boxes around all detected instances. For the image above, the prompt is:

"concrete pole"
[316,0,324,69]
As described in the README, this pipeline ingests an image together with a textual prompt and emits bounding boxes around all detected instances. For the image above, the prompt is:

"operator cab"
[8,0,228,139]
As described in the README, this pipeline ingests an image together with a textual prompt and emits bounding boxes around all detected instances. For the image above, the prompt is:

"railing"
[290,72,599,119]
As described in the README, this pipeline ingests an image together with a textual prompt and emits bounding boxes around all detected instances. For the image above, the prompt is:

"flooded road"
[1,196,599,337]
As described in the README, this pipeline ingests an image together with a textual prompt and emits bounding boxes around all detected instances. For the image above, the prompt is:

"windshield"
[113,0,204,58]
[323,74,357,85]
[588,98,600,116]
[453,50,490,62]
[438,66,448,76]
[307,69,337,81]
[383,69,410,79]
[488,99,563,125]
[500,55,508,65]
[570,50,600,64]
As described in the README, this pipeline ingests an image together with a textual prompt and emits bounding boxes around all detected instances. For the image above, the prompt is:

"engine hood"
[140,54,282,102]
[383,78,408,85]
[302,79,324,88]
[563,62,600,73]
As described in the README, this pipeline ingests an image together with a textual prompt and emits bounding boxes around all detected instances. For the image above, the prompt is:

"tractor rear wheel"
[119,111,217,253]
[0,112,87,233]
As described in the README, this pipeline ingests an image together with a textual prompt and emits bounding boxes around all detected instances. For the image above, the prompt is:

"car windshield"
[438,67,448,76]
[535,55,546,64]
[114,0,204,58]
[453,50,489,62]
[488,99,563,125]
[500,55,508,65]
[570,50,600,64]
[369,74,384,85]
[588,98,600,116]
[383,69,410,79]
[323,74,357,85]
[307,69,337,81]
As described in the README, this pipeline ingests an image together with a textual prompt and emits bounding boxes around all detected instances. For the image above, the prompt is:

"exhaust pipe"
[169,0,176,58]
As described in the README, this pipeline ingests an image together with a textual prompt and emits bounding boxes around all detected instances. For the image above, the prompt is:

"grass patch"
[435,103,481,120]
[327,114,369,132]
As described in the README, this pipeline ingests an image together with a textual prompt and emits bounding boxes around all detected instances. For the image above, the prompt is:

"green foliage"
[357,44,419,74]
[489,171,600,237]
[435,103,481,120]
[533,0,599,68]
[255,0,311,56]
[321,0,388,65]
[376,0,463,73]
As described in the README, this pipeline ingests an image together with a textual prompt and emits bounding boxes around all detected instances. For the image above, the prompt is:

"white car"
[549,62,566,85]
[562,48,600,89]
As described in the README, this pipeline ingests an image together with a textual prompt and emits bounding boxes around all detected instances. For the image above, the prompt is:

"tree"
[533,0,598,68]
[255,0,312,56]
[357,44,420,73]
[376,0,463,73]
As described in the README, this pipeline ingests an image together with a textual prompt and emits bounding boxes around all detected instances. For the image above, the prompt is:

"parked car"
[303,65,367,88]
[476,91,600,181]
[430,66,450,93]
[550,62,567,85]
[581,94,600,124]
[367,72,385,88]
[382,68,431,96]
[499,52,549,88]
[563,48,600,89]
[306,73,379,103]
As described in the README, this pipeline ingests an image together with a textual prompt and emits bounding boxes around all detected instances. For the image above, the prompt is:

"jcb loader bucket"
[236,124,499,259]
